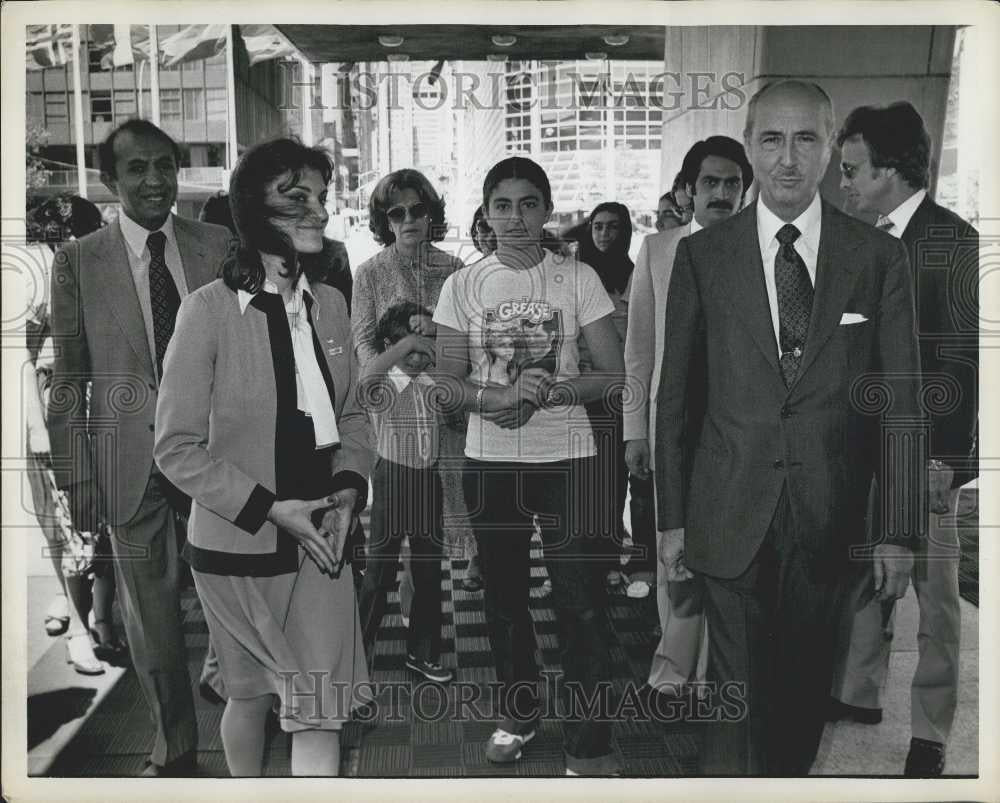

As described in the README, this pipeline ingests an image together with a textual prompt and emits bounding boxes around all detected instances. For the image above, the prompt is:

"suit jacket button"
[773,459,784,469]
[148,424,155,432]
[780,405,792,418]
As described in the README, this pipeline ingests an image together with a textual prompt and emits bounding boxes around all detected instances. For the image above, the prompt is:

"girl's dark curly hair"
[223,137,333,293]
[368,169,447,246]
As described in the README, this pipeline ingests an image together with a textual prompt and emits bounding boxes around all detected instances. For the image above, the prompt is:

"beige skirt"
[193,548,370,732]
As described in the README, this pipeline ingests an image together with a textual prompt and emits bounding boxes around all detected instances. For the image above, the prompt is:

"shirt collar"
[387,364,434,392]
[689,218,702,235]
[237,271,316,314]
[885,188,927,237]
[119,210,176,260]
[757,192,822,257]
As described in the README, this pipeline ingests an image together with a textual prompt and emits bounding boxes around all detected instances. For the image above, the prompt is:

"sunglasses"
[386,202,429,223]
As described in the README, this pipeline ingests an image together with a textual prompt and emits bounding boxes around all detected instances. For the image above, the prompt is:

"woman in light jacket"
[155,138,372,777]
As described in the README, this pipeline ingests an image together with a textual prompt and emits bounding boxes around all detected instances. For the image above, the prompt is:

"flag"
[94,25,150,70]
[26,24,73,70]
[112,24,135,67]
[239,24,297,66]
[158,24,227,68]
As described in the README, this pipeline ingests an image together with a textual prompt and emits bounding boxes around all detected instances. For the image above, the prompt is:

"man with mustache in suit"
[654,81,923,774]
[625,135,752,707]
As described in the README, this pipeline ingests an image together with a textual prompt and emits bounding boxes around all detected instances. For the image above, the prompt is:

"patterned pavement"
[46,541,695,777]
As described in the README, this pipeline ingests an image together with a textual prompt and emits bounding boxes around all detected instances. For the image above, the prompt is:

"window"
[183,88,204,121]
[45,92,68,122]
[114,90,136,121]
[27,92,44,121]
[206,87,226,120]
[91,90,112,122]
[160,89,181,121]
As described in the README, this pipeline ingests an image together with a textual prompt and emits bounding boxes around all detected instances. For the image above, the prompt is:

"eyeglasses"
[386,202,429,223]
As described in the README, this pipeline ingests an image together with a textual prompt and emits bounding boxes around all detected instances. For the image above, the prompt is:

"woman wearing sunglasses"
[352,169,470,681]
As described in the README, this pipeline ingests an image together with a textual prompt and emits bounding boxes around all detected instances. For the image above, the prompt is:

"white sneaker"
[626,580,651,599]
[485,728,535,763]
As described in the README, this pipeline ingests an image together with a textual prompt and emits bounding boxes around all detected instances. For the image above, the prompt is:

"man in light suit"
[624,135,753,701]
[831,101,978,776]
[48,119,232,776]
[654,81,923,774]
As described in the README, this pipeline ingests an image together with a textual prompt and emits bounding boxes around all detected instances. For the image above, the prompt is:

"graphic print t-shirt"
[434,251,614,462]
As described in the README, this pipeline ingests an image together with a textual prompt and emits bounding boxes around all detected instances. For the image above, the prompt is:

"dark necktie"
[774,223,813,387]
[147,231,180,379]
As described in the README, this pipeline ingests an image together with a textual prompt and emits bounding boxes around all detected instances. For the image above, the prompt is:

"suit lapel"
[99,223,155,379]
[793,201,863,385]
[174,216,213,289]
[718,206,782,377]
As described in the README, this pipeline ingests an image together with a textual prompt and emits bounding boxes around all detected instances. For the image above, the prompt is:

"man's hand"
[659,528,693,582]
[928,460,955,514]
[625,439,651,478]
[872,543,913,602]
[319,488,359,572]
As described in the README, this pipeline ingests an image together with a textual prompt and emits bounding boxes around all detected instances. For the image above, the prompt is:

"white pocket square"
[839,312,868,325]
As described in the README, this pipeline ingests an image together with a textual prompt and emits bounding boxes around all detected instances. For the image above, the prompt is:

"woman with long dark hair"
[154,138,371,776]
[576,202,656,598]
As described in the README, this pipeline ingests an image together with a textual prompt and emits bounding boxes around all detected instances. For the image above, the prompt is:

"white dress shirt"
[879,188,927,239]
[118,211,189,378]
[756,193,823,357]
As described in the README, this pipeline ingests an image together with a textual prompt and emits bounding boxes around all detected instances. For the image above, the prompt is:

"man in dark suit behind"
[831,101,978,776]
[48,119,231,776]
[654,81,923,775]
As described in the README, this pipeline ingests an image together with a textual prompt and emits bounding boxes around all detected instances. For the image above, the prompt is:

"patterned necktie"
[774,223,814,387]
[147,231,180,379]
[875,215,895,232]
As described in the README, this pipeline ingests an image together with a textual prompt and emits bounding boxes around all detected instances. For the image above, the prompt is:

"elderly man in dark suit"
[654,80,923,775]
[831,101,978,776]
[48,119,231,776]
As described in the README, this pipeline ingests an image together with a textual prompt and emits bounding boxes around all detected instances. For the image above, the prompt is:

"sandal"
[44,595,70,636]
[65,632,104,676]
[88,612,128,661]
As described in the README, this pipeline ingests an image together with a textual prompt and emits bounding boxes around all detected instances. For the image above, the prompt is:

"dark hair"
[482,156,552,210]
[576,201,634,295]
[222,137,333,293]
[368,169,447,246]
[470,205,497,255]
[658,191,674,205]
[671,172,687,195]
[743,80,835,144]
[199,191,236,234]
[836,101,931,190]
[29,194,104,246]
[679,135,754,199]
[98,119,182,179]
[374,301,433,353]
